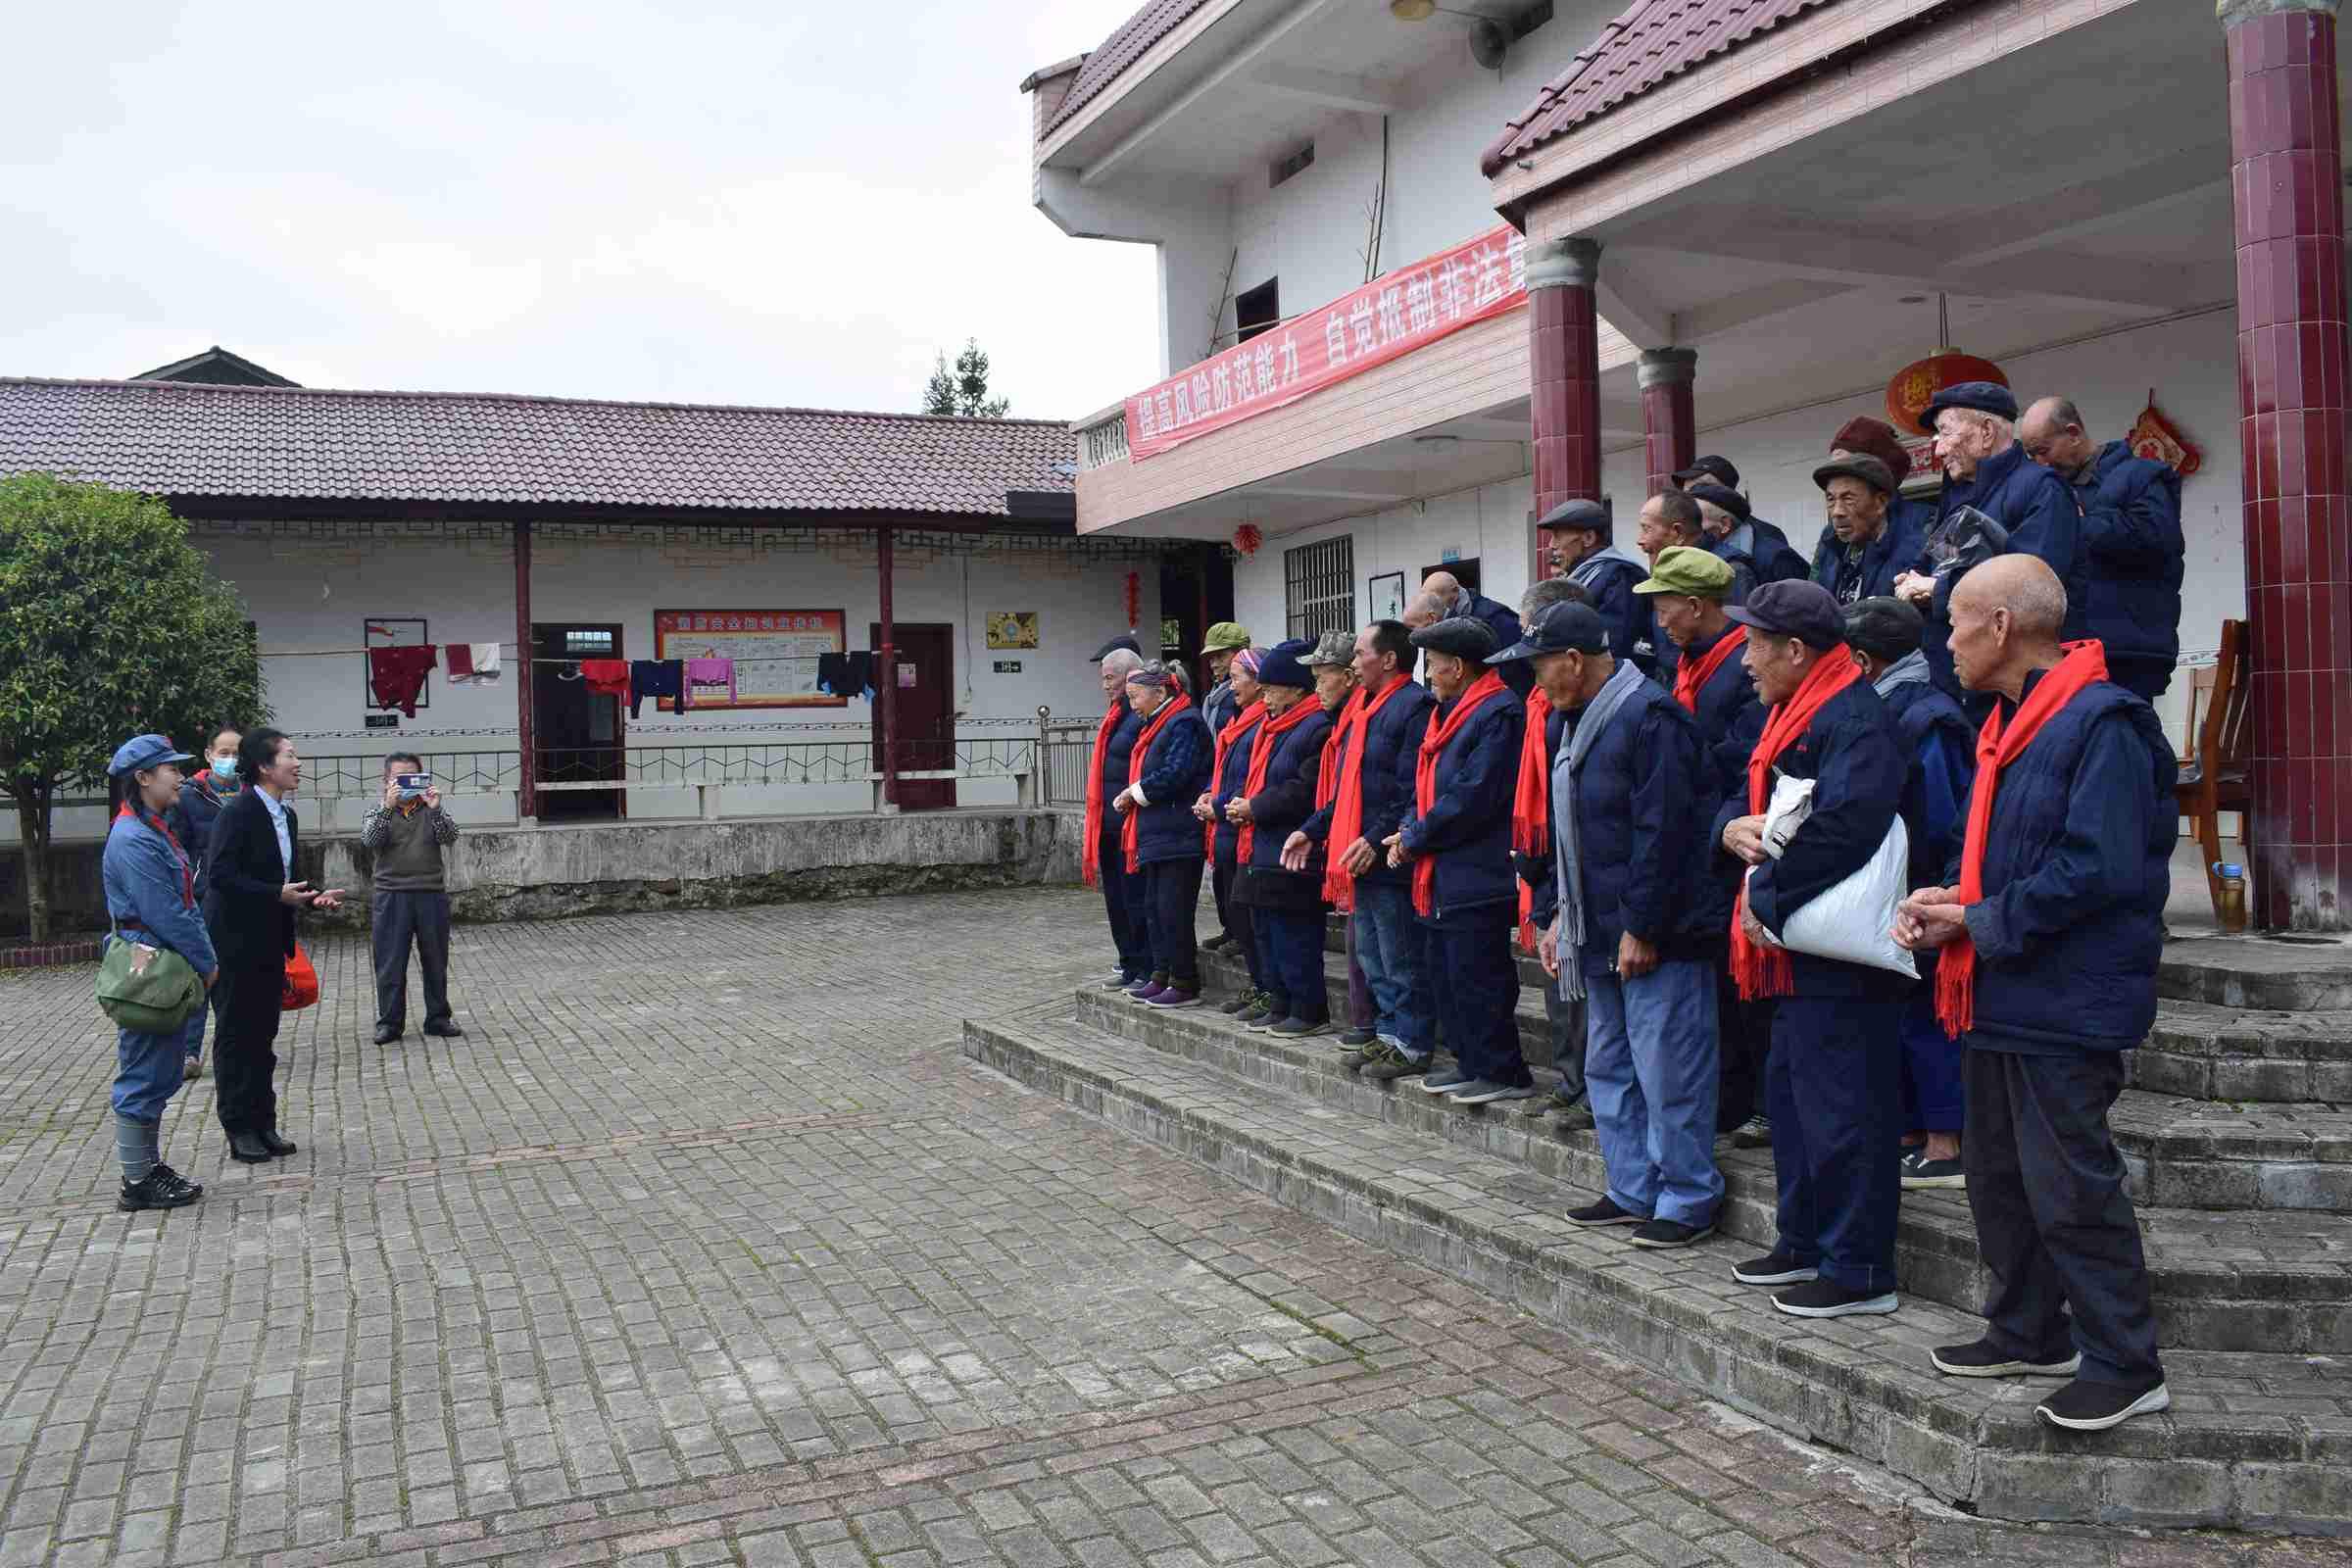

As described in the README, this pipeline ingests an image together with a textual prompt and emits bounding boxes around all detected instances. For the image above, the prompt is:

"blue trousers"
[1252,907,1328,1023]
[114,1022,187,1122]
[1424,909,1529,1087]
[1899,952,1963,1134]
[1768,995,1904,1294]
[1585,959,1724,1227]
[1351,881,1432,1054]
[1098,836,1152,981]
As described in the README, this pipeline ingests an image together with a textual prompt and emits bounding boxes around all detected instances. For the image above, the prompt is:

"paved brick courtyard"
[0,889,2344,1568]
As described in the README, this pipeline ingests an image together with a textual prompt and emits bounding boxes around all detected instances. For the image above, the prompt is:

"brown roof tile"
[0,378,1076,519]
[1041,0,1214,138]
[1482,0,1831,177]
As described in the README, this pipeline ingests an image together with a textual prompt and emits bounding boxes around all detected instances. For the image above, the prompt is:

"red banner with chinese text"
[1125,224,1527,462]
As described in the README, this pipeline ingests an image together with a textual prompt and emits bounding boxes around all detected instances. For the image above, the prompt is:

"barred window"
[1284,536,1354,642]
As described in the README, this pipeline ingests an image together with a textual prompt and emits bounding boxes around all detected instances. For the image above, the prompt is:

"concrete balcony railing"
[1077,405,1129,470]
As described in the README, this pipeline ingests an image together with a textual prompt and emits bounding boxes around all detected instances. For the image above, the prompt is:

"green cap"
[1201,620,1251,653]
[1633,545,1736,599]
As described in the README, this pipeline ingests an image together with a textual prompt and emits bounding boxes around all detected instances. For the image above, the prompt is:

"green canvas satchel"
[94,926,204,1034]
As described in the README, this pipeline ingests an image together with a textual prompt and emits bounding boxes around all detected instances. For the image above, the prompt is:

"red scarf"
[1203,700,1266,854]
[1080,700,1125,887]
[1411,670,1511,917]
[115,803,195,908]
[1322,678,1414,910]
[1936,641,2111,1036]
[1122,693,1193,872]
[1510,690,1553,951]
[1674,624,1747,714]
[1236,696,1321,864]
[1730,651,1862,1000]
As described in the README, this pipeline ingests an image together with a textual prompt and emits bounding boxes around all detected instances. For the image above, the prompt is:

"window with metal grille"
[1284,536,1355,643]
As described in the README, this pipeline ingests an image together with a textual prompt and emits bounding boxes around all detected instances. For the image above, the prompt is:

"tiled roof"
[0,378,1076,519]
[1041,0,1214,137]
[1482,0,1831,177]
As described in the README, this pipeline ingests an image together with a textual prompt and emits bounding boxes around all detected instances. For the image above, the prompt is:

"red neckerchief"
[1080,700,1124,887]
[1730,650,1861,1000]
[115,803,195,908]
[1674,624,1747,714]
[1122,693,1193,873]
[1323,678,1414,909]
[1511,690,1552,951]
[1204,701,1266,855]
[1936,641,2111,1036]
[1236,696,1320,863]
[1411,669,1510,917]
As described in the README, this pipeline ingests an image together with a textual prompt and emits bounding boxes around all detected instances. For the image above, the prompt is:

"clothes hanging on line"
[815,652,848,696]
[448,643,502,684]
[844,651,875,700]
[684,657,735,704]
[367,646,438,715]
[629,660,685,717]
[578,659,630,697]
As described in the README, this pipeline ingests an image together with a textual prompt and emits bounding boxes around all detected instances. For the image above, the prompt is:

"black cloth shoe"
[1771,1279,1899,1319]
[2036,1378,2170,1431]
[228,1133,274,1163]
[120,1164,203,1210]
[423,1021,465,1039]
[1932,1340,2081,1378]
[1567,1197,1647,1226]
[1629,1218,1714,1250]
[374,1023,403,1045]
[1732,1250,1819,1286]
[257,1130,298,1156]
[1338,1026,1376,1047]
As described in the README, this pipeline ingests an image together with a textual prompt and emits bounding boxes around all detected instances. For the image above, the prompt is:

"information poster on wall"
[652,609,846,710]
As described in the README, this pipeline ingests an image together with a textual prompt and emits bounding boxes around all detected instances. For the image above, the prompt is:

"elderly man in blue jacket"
[1544,498,1651,672]
[1897,554,2175,1434]
[1690,482,1809,588]
[1499,602,1724,1250]
[2020,396,2186,701]
[1108,662,1214,1008]
[1421,569,1532,699]
[1809,455,1917,606]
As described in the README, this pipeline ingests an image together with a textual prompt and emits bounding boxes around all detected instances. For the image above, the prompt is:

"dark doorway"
[533,623,625,821]
[1420,558,1482,597]
[873,621,956,810]
[1236,277,1280,344]
[1159,543,1235,696]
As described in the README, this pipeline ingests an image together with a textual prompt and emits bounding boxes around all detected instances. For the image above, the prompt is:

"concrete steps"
[963,996,2352,1533]
[2133,1000,2352,1103]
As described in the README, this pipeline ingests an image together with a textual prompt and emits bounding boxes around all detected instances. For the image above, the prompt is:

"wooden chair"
[2176,618,2251,919]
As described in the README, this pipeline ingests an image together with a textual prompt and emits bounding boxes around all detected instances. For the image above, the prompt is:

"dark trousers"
[1253,907,1327,1023]
[1544,984,1585,1094]
[1899,952,1963,1134]
[1964,1048,2163,1386]
[1768,996,1903,1293]
[1140,857,1204,989]
[1210,852,1242,947]
[1426,910,1530,1088]
[1344,919,1374,1030]
[214,956,286,1137]
[1716,971,1776,1131]
[372,889,453,1030]
[1215,852,1261,988]
[1099,838,1152,981]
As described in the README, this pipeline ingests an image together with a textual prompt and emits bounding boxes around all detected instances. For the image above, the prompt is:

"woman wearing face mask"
[168,723,242,1081]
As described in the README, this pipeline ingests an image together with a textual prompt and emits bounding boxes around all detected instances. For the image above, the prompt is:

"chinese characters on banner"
[1125,225,1528,462]
[653,610,845,710]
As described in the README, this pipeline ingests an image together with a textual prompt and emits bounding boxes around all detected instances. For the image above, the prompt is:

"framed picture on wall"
[1368,571,1405,622]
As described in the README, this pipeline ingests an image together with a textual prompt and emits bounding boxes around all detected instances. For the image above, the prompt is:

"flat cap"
[1537,498,1609,535]
[1812,454,1898,497]
[1843,596,1925,662]
[1634,545,1736,598]
[1301,629,1356,667]
[1090,631,1141,662]
[1924,379,2017,423]
[1723,579,1846,651]
[1672,454,1740,490]
[1830,415,1913,483]
[1687,481,1751,521]
[1489,601,1607,662]
[1201,620,1250,653]
[1408,616,1498,662]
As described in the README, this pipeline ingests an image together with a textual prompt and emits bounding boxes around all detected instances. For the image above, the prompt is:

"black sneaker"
[1270,1017,1331,1040]
[1772,1279,1899,1319]
[1245,1013,1289,1034]
[1899,1152,1966,1190]
[1732,1250,1819,1286]
[1236,996,1276,1025]
[1931,1340,2082,1379]
[1629,1218,1714,1250]
[119,1164,203,1211]
[1338,1026,1376,1048]
[2036,1378,2171,1431]
[1567,1197,1647,1226]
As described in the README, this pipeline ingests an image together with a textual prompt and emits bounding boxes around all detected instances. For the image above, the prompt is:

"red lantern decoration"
[1124,571,1139,627]
[1233,523,1262,558]
[1886,350,2008,437]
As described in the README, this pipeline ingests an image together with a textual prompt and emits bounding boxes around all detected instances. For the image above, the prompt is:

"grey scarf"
[1549,660,1648,1003]
[1872,649,1930,699]
[1568,544,1647,591]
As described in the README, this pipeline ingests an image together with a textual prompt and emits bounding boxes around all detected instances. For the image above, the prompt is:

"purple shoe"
[1128,981,1169,1004]
[1146,987,1200,1008]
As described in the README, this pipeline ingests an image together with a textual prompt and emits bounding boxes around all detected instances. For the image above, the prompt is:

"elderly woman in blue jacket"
[102,734,219,1211]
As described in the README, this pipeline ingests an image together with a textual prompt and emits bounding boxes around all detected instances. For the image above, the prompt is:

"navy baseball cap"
[1489,601,1608,662]
[109,734,195,777]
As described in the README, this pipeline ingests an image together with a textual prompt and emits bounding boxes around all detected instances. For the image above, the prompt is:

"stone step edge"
[962,1007,2351,1534]
[1078,988,2352,1346]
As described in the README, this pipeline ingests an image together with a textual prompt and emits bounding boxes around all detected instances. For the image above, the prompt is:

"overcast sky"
[4,1,1156,420]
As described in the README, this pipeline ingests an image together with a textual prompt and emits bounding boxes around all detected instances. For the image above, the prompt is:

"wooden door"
[872,621,956,809]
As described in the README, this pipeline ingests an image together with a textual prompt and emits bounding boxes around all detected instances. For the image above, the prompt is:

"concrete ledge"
[963,1000,2352,1534]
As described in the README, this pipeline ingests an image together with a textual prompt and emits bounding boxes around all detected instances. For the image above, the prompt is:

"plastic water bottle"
[2215,862,2248,935]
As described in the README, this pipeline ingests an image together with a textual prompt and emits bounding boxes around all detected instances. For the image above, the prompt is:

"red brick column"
[2226,0,2352,928]
[1528,237,1603,569]
[1639,349,1697,497]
